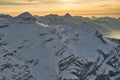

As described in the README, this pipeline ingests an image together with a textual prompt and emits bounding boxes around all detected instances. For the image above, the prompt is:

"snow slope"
[92,17,120,31]
[0,12,120,80]
[90,17,120,39]
[36,14,120,39]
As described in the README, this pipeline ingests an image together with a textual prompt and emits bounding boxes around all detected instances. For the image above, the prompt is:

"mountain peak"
[16,12,33,19]
[14,12,36,23]
[0,14,12,18]
[64,13,72,17]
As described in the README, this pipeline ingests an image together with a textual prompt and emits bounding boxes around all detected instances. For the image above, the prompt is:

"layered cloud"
[0,0,120,17]
[0,0,119,4]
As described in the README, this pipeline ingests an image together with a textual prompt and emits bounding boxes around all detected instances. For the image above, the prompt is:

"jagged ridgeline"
[0,12,120,80]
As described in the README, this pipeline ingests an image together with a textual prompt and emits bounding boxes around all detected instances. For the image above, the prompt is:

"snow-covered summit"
[14,12,36,23]
[16,12,33,19]
[0,12,120,80]
[64,13,72,17]
[0,14,12,19]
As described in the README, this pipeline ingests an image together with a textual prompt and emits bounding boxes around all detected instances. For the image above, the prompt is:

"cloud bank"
[0,0,120,17]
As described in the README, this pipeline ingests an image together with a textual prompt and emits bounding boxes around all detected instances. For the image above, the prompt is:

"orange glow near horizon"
[0,0,120,17]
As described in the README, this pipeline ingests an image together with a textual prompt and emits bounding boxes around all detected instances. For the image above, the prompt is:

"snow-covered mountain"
[90,17,120,39]
[0,12,120,80]
[91,17,120,31]
[0,14,12,19]
[35,14,120,39]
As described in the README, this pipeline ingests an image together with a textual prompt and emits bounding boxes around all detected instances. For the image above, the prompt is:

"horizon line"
[0,11,120,18]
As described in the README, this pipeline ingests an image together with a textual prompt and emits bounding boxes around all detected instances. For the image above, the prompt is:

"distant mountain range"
[0,12,120,80]
[34,13,120,38]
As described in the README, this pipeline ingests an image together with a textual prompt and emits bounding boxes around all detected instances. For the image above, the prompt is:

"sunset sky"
[0,0,120,17]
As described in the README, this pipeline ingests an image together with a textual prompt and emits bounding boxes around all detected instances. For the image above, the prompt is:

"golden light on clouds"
[0,0,120,17]
[60,0,76,3]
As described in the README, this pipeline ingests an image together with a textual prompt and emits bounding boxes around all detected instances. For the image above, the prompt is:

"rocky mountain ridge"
[0,12,120,80]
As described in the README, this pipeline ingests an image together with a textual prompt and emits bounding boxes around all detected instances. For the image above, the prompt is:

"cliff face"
[0,12,120,80]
